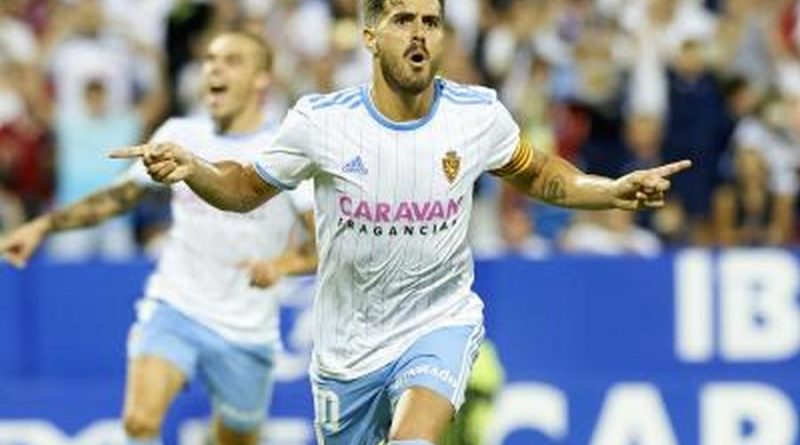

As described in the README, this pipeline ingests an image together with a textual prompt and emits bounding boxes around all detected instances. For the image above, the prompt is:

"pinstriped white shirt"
[255,78,520,378]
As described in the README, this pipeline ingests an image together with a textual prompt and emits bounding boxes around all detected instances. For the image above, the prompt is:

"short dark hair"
[363,0,446,26]
[215,29,274,72]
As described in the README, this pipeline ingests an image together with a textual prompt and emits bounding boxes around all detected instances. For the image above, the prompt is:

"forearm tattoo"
[50,182,143,231]
[541,174,567,203]
[493,140,571,203]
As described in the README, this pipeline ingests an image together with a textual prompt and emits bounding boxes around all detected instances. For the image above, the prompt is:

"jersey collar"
[361,78,442,131]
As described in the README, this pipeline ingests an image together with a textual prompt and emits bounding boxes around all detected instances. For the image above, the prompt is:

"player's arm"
[239,210,318,289]
[0,180,144,268]
[289,209,318,275]
[110,142,279,213]
[185,159,279,213]
[493,140,691,210]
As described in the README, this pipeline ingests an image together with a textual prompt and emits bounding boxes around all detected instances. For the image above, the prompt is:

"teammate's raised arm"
[493,140,692,211]
[0,180,144,268]
[109,142,279,213]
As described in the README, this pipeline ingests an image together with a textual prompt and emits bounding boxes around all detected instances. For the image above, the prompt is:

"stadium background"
[0,0,799,444]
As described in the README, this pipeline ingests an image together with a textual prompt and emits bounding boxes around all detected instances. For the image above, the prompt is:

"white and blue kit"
[254,78,520,442]
[124,116,314,432]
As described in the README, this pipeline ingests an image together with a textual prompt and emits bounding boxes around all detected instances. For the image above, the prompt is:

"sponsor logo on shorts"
[390,364,459,393]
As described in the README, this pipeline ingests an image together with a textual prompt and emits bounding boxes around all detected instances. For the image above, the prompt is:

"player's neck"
[370,74,435,123]
[215,102,264,135]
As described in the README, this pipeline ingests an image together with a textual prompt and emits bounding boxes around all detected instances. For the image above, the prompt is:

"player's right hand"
[237,258,286,289]
[109,142,196,184]
[0,216,51,268]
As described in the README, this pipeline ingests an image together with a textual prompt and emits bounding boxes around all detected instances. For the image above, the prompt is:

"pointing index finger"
[108,145,147,159]
[650,160,692,178]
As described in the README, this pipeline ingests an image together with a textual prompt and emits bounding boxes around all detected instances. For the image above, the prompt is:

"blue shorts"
[311,324,484,445]
[127,300,275,433]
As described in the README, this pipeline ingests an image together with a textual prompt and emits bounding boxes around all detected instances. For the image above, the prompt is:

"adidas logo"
[343,156,369,175]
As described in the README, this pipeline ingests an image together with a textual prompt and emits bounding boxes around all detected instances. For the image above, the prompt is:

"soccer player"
[0,31,315,445]
[109,1,692,444]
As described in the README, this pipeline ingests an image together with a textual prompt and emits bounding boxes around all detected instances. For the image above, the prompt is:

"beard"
[379,52,439,95]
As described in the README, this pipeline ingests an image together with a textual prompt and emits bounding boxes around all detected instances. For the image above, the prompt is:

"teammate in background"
[0,31,316,445]
[109,0,691,443]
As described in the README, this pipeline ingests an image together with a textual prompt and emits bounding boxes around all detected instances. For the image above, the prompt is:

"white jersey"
[254,78,519,378]
[125,116,314,346]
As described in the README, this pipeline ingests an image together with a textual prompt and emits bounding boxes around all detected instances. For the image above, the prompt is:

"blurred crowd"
[2,0,800,259]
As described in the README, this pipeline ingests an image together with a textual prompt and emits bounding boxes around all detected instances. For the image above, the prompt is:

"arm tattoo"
[494,140,578,204]
[541,175,567,203]
[50,181,144,231]
[530,149,548,180]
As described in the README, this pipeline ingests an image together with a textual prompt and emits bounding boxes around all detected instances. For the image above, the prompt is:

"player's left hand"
[611,160,692,211]
[237,259,286,289]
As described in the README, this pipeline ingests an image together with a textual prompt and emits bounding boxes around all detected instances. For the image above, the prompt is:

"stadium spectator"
[711,0,778,88]
[164,0,215,115]
[620,0,717,60]
[42,0,158,118]
[712,147,793,245]
[622,113,664,172]
[0,120,25,231]
[498,206,551,258]
[0,0,38,68]
[47,41,166,259]
[560,209,663,256]
[472,201,551,259]
[0,62,52,218]
[662,39,727,243]
[504,57,557,157]
[571,23,629,179]
[1,0,800,253]
[732,93,800,201]
[0,186,23,233]
[619,113,693,244]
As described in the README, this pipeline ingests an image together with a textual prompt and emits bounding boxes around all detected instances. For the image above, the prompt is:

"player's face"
[202,35,268,121]
[367,0,444,94]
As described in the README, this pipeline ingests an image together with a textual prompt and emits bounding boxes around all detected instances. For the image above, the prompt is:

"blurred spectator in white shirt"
[43,0,159,117]
[473,205,550,259]
[621,0,717,60]
[560,209,662,256]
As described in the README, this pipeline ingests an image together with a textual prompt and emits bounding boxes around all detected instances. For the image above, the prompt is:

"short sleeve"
[254,99,318,191]
[117,119,177,187]
[482,100,521,173]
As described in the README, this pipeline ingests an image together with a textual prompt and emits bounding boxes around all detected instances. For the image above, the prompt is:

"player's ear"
[363,27,377,56]
[255,71,271,91]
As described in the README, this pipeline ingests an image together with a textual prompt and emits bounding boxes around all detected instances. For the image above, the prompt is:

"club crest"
[442,150,461,184]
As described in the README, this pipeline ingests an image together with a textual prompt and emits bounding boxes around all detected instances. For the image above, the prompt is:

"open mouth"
[407,49,428,68]
[209,84,228,95]
[206,82,229,106]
